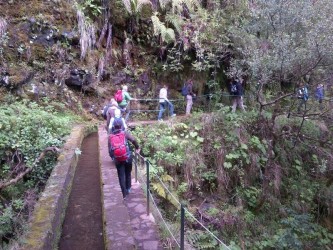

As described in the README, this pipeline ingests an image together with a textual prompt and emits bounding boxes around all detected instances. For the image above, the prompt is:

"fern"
[158,0,200,13]
[152,182,166,198]
[165,13,184,33]
[151,14,175,44]
[186,230,219,249]
[161,174,174,182]
[122,0,151,15]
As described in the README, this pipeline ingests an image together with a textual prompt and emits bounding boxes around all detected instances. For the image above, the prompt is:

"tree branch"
[0,147,60,190]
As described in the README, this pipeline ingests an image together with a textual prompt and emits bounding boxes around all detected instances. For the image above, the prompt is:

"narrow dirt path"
[59,132,104,250]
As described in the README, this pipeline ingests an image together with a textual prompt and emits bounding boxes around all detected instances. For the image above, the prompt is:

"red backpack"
[114,90,123,103]
[109,132,128,162]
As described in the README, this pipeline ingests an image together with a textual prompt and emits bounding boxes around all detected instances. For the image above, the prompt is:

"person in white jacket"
[108,109,127,134]
[158,85,176,121]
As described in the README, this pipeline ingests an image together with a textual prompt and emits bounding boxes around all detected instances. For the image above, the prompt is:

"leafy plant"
[0,100,78,245]
[151,14,175,44]
[77,0,102,16]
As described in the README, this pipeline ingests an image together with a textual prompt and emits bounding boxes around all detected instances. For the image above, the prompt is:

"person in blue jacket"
[315,83,324,111]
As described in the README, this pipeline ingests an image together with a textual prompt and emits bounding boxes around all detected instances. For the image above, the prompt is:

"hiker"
[297,82,309,113]
[315,83,324,111]
[108,109,127,134]
[109,118,140,199]
[117,85,134,121]
[229,79,245,112]
[185,79,196,115]
[106,98,120,130]
[158,84,176,121]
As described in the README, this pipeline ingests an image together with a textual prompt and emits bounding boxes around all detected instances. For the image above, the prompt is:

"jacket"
[187,82,194,96]
[315,85,324,100]
[118,91,132,107]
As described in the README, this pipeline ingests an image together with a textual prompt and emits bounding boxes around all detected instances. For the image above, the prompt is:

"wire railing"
[125,92,238,122]
[133,152,231,250]
[124,92,333,123]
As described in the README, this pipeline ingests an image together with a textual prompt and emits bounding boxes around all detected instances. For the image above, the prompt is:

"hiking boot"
[127,188,131,194]
[171,114,176,117]
[158,119,163,122]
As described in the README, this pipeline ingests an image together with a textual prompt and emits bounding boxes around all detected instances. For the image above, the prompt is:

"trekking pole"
[146,160,150,216]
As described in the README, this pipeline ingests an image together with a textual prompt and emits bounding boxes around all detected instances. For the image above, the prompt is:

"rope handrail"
[134,160,181,248]
[183,207,230,249]
[134,91,244,103]
[134,154,230,249]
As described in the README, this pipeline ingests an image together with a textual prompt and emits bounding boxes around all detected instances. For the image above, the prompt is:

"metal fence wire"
[133,153,231,250]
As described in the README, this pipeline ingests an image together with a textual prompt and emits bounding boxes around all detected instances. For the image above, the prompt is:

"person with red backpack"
[109,119,140,199]
[115,85,135,121]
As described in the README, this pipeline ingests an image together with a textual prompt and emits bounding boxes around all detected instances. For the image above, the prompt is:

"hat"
[113,118,123,129]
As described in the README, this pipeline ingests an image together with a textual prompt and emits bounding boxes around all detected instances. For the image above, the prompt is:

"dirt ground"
[59,132,104,250]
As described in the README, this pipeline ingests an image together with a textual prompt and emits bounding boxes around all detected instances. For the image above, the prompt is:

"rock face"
[0,0,152,115]
[65,69,94,90]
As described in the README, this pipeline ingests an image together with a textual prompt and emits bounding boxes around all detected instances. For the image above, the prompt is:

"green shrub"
[0,100,78,246]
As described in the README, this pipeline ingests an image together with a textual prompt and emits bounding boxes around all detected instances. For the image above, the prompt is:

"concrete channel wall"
[20,124,97,250]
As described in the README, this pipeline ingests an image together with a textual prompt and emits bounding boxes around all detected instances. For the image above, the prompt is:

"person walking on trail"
[158,84,176,121]
[106,98,120,130]
[315,83,325,111]
[108,109,127,134]
[109,119,140,199]
[297,82,309,113]
[229,79,245,112]
[186,79,196,115]
[118,85,134,120]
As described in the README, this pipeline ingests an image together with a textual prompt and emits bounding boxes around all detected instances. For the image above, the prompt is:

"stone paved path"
[98,125,163,250]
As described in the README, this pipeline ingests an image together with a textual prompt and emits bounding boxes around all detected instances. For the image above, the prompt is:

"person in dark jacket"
[186,79,196,115]
[111,119,140,199]
[229,79,245,112]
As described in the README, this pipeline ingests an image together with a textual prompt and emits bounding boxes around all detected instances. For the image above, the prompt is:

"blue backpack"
[181,85,188,96]
[298,86,309,101]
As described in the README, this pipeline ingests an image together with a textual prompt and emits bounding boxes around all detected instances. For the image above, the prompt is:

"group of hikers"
[103,80,198,199]
[296,82,325,112]
[104,79,327,199]
[102,85,139,200]
[157,80,196,120]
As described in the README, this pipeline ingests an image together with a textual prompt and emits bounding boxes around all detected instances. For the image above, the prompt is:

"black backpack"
[230,82,238,95]
[110,117,125,134]
[102,104,111,120]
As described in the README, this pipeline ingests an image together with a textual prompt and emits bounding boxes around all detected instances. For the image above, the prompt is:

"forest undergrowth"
[133,107,333,250]
[0,97,83,248]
